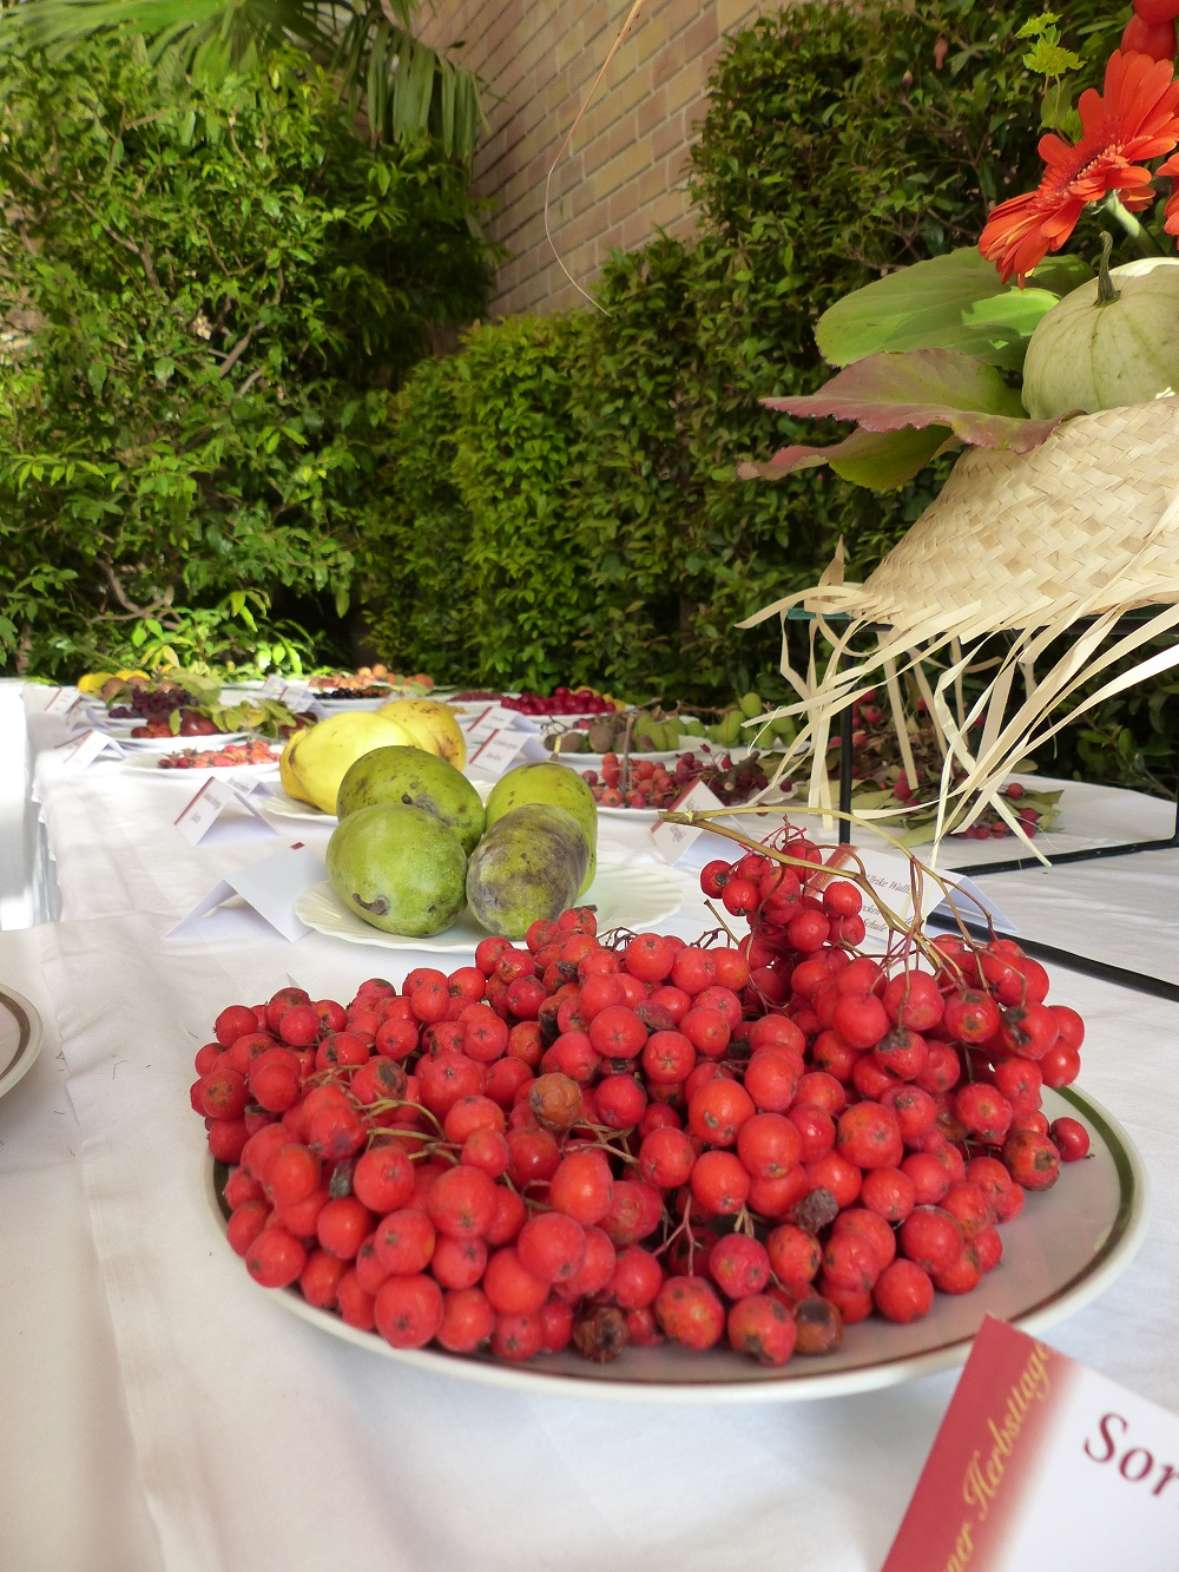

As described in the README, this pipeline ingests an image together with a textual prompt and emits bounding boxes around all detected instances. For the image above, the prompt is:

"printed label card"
[463,704,524,745]
[930,873,1017,938]
[53,729,126,769]
[165,843,325,943]
[649,779,727,863]
[173,776,279,846]
[882,1317,1179,1572]
[466,726,530,778]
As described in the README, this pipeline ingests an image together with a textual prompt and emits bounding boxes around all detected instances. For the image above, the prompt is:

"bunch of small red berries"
[190,843,1089,1371]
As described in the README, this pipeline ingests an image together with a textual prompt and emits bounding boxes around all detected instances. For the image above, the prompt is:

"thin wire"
[542,0,649,313]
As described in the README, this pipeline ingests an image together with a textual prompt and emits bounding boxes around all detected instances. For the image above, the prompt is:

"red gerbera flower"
[979,50,1179,283]
[1156,150,1179,231]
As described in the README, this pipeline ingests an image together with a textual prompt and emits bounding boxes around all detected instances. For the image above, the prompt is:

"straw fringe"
[742,398,1179,860]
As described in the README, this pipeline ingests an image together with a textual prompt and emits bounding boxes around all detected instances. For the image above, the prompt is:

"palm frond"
[0,0,482,160]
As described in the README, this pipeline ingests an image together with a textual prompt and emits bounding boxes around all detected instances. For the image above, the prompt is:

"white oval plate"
[294,861,687,954]
[205,1083,1145,1404]
[121,751,280,778]
[596,795,794,824]
[0,985,44,1104]
[116,730,255,753]
[261,789,337,824]
[547,745,752,771]
[515,710,617,734]
[261,778,494,826]
[309,697,392,716]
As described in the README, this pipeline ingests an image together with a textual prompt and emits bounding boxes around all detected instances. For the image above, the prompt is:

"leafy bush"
[450,314,593,689]
[567,239,705,698]
[368,0,1123,698]
[0,37,490,677]
[357,355,477,678]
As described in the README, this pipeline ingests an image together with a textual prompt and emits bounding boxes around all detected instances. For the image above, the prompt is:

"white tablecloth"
[4,685,1179,1570]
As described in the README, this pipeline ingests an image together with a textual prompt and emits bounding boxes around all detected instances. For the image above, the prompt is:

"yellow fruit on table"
[278,711,417,815]
[280,732,312,805]
[77,672,116,695]
[378,698,466,770]
[116,669,150,682]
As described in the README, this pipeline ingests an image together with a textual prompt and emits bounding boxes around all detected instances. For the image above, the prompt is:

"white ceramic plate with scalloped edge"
[205,1083,1145,1404]
[294,860,688,954]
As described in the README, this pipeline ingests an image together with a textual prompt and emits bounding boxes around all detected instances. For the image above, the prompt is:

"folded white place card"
[173,776,280,846]
[53,728,126,769]
[932,872,1017,938]
[165,842,325,943]
[462,703,522,744]
[649,779,727,863]
[466,726,530,778]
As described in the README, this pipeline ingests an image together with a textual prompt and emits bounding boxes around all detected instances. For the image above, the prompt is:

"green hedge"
[358,355,476,678]
[0,37,491,679]
[363,0,1122,705]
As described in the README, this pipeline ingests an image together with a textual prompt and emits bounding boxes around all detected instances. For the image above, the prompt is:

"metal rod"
[951,831,1179,878]
[838,706,853,845]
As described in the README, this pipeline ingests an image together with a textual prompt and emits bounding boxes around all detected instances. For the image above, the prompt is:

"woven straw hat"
[743,397,1179,854]
[859,397,1179,635]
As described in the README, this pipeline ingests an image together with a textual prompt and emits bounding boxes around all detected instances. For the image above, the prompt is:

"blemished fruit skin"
[485,763,597,895]
[378,698,467,770]
[466,804,588,938]
[1022,257,1179,419]
[336,745,485,853]
[326,803,467,936]
[280,711,416,815]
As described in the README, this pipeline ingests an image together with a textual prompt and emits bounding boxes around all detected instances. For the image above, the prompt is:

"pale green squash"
[1022,255,1179,419]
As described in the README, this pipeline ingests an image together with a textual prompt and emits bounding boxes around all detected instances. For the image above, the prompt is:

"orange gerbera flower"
[980,50,1179,283]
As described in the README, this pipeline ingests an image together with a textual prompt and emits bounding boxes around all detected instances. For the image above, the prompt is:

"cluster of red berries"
[503,688,616,716]
[1125,0,1179,61]
[954,782,1044,842]
[158,740,279,770]
[189,840,1089,1372]
[581,750,765,811]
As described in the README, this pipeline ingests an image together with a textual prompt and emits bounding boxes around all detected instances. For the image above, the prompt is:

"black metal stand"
[838,706,853,845]
[948,793,1179,877]
[834,714,1179,999]
[925,912,1179,1004]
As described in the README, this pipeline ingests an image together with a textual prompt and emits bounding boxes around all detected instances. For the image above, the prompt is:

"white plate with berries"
[0,985,43,1105]
[122,746,281,777]
[196,846,1147,1403]
[117,729,255,753]
[553,745,753,773]
[203,1081,1144,1403]
[293,862,687,955]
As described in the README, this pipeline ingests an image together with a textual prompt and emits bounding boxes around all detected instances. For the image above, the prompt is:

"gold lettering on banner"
[947,1342,1052,1570]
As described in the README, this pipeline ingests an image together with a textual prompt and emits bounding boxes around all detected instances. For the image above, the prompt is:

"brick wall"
[419,0,778,316]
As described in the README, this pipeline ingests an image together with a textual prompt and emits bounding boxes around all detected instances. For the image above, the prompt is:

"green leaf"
[815,249,1088,371]
[741,426,951,491]
[153,356,175,384]
[762,347,1060,440]
[1022,39,1083,76]
[1016,12,1060,39]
